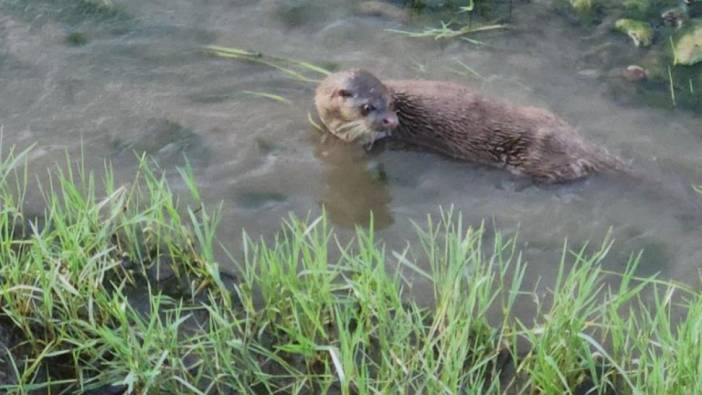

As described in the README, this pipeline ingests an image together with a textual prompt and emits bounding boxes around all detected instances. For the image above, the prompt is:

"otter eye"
[360,104,376,116]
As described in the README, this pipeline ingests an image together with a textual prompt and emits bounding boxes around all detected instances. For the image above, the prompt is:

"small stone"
[622,65,648,81]
[577,69,601,79]
[614,19,654,47]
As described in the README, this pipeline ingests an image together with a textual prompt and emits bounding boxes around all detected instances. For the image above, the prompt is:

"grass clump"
[0,145,701,393]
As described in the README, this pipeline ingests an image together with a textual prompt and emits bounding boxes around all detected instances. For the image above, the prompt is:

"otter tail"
[605,157,702,218]
[590,147,629,176]
[584,145,702,216]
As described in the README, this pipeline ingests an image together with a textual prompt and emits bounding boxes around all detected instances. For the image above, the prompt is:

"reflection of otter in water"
[313,134,393,230]
[315,69,626,183]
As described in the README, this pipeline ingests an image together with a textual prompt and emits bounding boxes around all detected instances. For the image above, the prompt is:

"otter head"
[315,69,399,145]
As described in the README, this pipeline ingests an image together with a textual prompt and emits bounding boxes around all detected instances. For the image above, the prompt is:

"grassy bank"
[0,146,700,394]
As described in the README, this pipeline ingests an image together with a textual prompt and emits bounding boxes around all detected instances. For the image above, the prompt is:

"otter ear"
[335,89,353,98]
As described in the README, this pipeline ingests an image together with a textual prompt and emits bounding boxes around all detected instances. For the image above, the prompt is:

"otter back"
[385,80,625,183]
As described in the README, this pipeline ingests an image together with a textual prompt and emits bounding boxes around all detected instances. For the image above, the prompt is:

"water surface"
[1,0,701,299]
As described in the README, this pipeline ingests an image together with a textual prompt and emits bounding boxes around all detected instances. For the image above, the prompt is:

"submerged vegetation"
[0,146,700,393]
[387,22,508,41]
[557,0,702,108]
[385,0,511,42]
[205,45,332,104]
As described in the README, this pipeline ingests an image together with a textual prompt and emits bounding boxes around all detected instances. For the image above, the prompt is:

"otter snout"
[371,111,399,131]
[382,112,399,129]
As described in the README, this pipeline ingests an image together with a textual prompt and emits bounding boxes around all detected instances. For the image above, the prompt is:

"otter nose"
[382,113,399,129]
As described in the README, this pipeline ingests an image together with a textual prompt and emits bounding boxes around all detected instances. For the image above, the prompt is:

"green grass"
[0,145,701,393]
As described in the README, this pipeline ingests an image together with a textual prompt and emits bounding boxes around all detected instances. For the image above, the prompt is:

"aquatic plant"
[385,0,510,42]
[615,18,654,47]
[387,21,508,40]
[205,45,332,104]
[672,19,702,65]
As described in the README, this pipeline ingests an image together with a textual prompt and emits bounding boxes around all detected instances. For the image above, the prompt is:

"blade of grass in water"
[668,66,676,107]
[208,48,314,82]
[448,59,486,81]
[307,112,324,133]
[205,45,330,83]
[459,0,476,13]
[206,45,331,76]
[241,90,292,105]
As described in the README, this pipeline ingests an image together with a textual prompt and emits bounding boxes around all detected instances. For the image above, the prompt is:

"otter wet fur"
[314,69,626,184]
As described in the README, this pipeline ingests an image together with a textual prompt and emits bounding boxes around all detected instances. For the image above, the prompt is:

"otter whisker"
[333,120,373,143]
[335,120,363,133]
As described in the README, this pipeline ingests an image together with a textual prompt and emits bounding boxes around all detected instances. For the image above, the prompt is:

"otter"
[314,69,626,183]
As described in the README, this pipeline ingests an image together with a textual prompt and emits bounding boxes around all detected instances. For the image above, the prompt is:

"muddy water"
[1,0,701,297]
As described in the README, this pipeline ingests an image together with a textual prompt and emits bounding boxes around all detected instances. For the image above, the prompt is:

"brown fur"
[315,69,626,183]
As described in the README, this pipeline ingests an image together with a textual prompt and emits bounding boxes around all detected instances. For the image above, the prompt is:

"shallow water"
[1,0,701,298]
